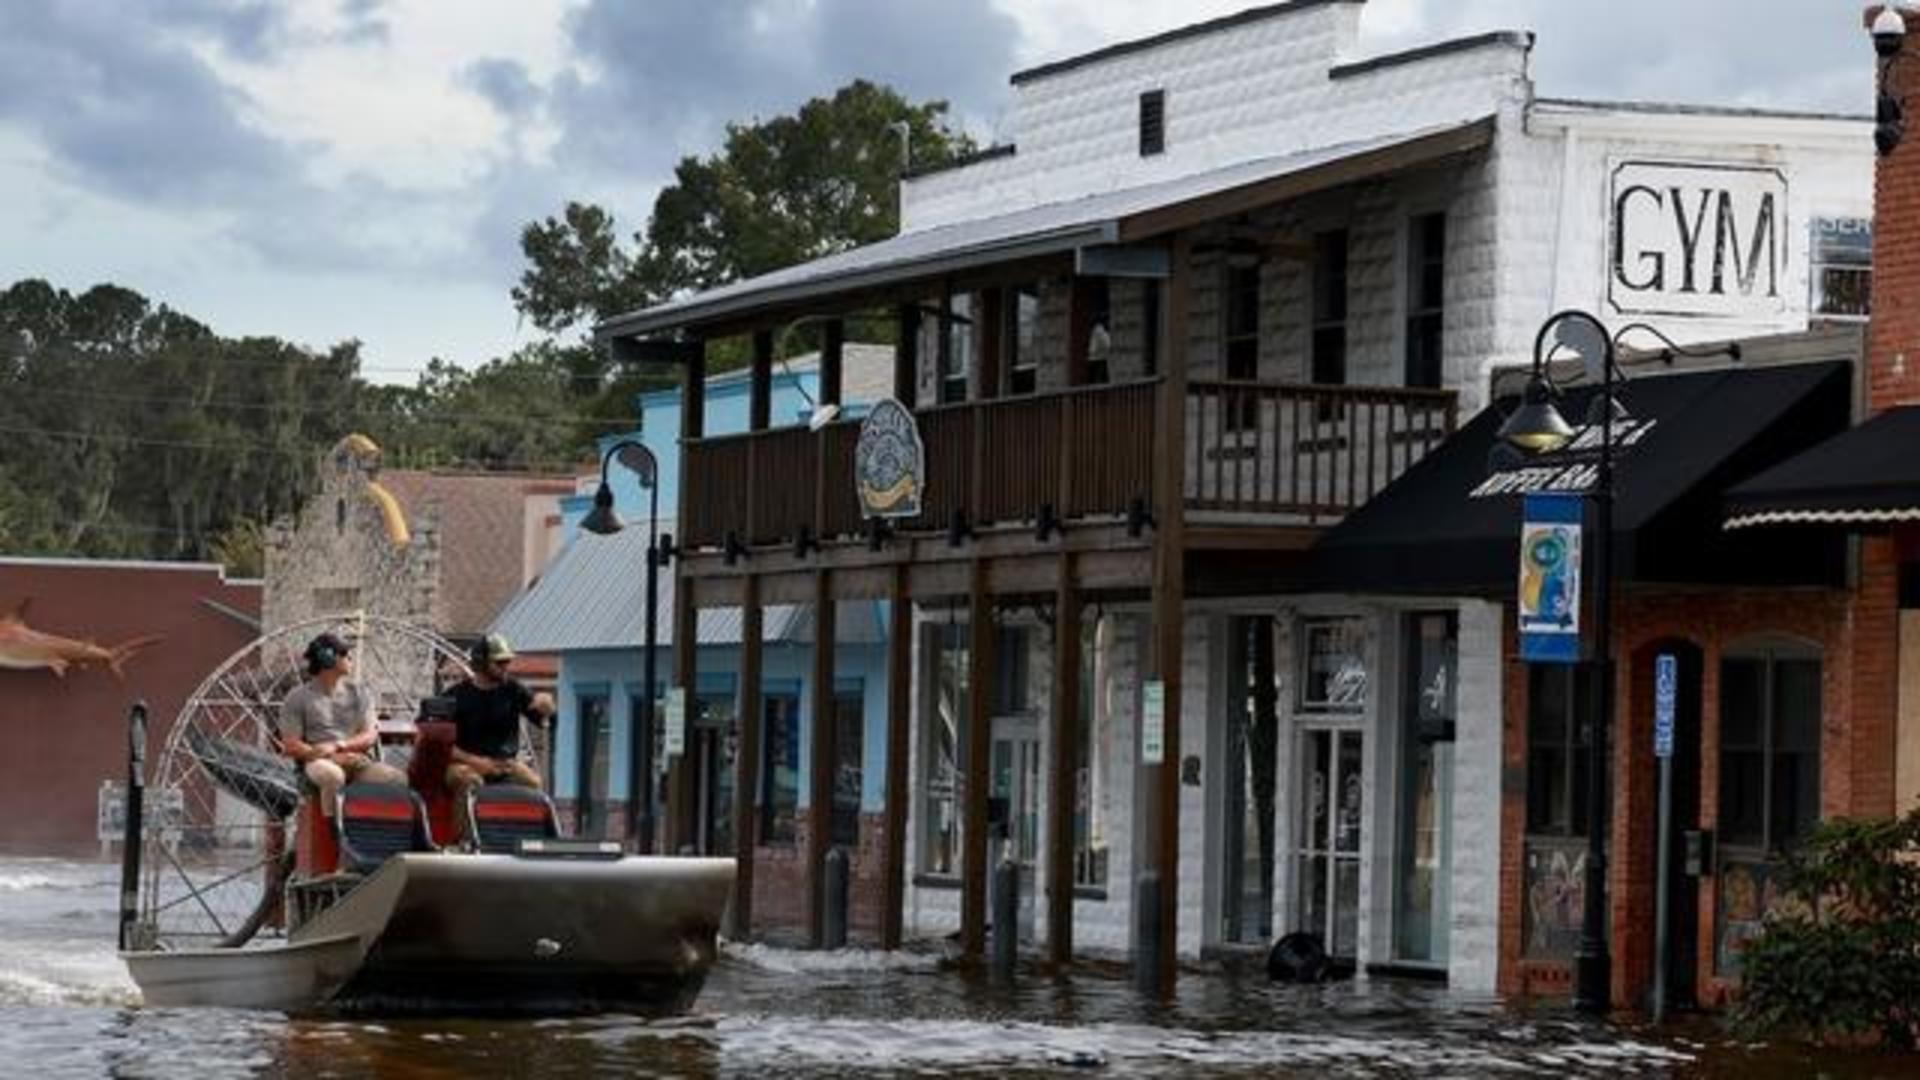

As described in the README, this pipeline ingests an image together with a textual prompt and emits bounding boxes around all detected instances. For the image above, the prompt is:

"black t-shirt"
[449,679,535,760]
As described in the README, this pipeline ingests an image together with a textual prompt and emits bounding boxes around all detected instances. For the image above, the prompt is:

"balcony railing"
[1186,380,1457,522]
[681,378,1456,550]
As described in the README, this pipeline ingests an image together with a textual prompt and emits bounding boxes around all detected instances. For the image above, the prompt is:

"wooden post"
[1065,276,1090,389]
[975,288,1002,401]
[961,559,995,958]
[895,304,919,407]
[1047,553,1082,965]
[668,342,707,854]
[1148,236,1190,991]
[807,569,839,946]
[731,575,763,938]
[821,319,845,409]
[749,329,773,432]
[880,560,912,950]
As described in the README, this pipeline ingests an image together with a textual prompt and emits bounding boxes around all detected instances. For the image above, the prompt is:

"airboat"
[116,614,734,1015]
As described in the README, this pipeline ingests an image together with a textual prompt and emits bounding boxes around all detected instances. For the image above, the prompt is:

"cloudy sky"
[0,1,1876,382]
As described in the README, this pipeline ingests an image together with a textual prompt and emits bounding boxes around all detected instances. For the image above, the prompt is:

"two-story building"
[591,0,1876,1001]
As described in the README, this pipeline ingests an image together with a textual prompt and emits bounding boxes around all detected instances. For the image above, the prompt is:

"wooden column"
[975,288,1002,401]
[806,569,838,946]
[1149,237,1189,991]
[880,561,912,950]
[1065,276,1091,388]
[749,329,773,431]
[821,319,844,408]
[668,342,707,854]
[1047,553,1082,966]
[730,575,763,938]
[894,304,919,407]
[961,560,994,958]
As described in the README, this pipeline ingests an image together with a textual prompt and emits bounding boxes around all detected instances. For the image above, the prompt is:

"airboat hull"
[122,933,365,1010]
[125,853,736,1015]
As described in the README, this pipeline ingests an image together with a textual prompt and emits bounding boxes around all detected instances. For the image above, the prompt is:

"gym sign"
[1608,160,1789,320]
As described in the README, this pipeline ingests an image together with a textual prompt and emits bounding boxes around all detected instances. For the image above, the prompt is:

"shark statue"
[0,600,161,678]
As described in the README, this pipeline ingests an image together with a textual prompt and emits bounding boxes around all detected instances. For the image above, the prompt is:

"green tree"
[513,79,976,338]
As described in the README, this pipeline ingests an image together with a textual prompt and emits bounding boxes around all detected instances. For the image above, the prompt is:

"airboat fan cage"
[134,614,471,951]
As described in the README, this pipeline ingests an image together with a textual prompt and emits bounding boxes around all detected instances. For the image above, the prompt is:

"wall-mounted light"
[1874,6,1909,156]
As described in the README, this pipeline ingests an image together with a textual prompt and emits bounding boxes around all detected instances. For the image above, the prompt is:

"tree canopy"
[513,79,976,338]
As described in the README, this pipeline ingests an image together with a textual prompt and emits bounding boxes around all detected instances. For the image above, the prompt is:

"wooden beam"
[1150,235,1190,992]
[749,330,773,432]
[880,561,912,950]
[731,575,764,938]
[975,288,1002,401]
[961,558,994,959]
[895,304,919,407]
[821,319,845,407]
[806,569,838,946]
[668,342,708,854]
[1047,553,1081,965]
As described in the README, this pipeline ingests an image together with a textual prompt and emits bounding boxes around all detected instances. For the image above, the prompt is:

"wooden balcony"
[681,379,1457,551]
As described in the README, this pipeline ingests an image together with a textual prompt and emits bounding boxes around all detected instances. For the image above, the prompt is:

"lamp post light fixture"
[1500,310,1739,1013]
[1500,309,1619,1013]
[580,437,666,853]
[1874,6,1909,156]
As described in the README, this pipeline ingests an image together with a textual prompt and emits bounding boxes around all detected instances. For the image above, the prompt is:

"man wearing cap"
[445,634,553,818]
[279,632,407,817]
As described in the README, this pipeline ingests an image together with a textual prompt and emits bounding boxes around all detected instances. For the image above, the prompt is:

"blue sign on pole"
[1654,653,1677,759]
[1518,493,1584,663]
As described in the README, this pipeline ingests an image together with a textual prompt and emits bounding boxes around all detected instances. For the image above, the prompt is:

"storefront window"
[760,692,801,845]
[576,692,612,837]
[833,684,863,847]
[1523,663,1596,960]
[1298,617,1367,712]
[1716,645,1822,974]
[921,621,966,877]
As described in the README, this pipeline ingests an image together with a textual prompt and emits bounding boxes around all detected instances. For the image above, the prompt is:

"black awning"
[1724,406,1920,530]
[1310,360,1853,595]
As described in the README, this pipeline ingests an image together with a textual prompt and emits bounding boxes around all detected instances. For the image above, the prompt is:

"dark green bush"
[1732,808,1920,1047]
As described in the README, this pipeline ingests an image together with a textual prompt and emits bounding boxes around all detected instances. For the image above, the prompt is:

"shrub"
[1731,808,1920,1048]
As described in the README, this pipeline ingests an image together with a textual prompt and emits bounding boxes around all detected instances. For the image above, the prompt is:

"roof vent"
[1139,89,1166,157]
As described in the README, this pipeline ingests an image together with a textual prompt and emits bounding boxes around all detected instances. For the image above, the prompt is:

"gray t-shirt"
[279,680,375,747]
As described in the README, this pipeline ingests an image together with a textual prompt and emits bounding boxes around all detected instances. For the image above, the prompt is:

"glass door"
[1222,616,1279,944]
[1295,727,1364,959]
[989,715,1040,941]
[1394,612,1456,965]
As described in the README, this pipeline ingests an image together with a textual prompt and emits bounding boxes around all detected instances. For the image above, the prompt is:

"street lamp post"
[580,438,663,854]
[1499,309,1617,1013]
[1500,311,1740,1013]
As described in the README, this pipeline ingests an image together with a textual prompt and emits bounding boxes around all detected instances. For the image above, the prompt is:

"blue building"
[491,345,897,927]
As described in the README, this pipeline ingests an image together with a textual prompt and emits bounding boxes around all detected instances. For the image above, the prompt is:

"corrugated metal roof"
[595,120,1490,339]
[489,525,887,652]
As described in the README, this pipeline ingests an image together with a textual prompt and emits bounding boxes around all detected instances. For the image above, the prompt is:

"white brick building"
[596,0,1873,993]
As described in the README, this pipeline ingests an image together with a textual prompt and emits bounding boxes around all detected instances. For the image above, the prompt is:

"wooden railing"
[681,378,1456,550]
[1185,380,1457,521]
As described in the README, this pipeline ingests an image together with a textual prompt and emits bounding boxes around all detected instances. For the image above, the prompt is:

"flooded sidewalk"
[0,856,1905,1077]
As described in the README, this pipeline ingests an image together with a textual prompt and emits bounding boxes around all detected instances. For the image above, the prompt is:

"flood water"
[1,856,1910,1078]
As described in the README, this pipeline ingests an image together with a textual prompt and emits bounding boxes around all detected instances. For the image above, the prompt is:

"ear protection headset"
[468,639,489,669]
[306,635,344,676]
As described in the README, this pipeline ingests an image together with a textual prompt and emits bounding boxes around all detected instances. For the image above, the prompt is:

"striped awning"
[1725,406,1920,529]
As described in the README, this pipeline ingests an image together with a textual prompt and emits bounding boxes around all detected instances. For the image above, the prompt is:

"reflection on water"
[0,857,1908,1077]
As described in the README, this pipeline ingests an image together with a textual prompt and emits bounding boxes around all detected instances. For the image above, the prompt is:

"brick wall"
[1496,586,1861,1007]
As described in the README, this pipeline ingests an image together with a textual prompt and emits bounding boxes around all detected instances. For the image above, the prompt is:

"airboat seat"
[468,784,563,854]
[408,717,460,845]
[335,781,436,873]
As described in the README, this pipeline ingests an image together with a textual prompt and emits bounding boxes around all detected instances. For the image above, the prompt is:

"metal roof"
[595,119,1493,341]
[489,524,887,653]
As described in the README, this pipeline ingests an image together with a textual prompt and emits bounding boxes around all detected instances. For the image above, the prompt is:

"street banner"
[1519,493,1583,663]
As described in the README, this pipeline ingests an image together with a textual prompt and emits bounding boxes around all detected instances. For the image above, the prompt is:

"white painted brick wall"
[1449,599,1505,991]
[903,7,1527,232]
